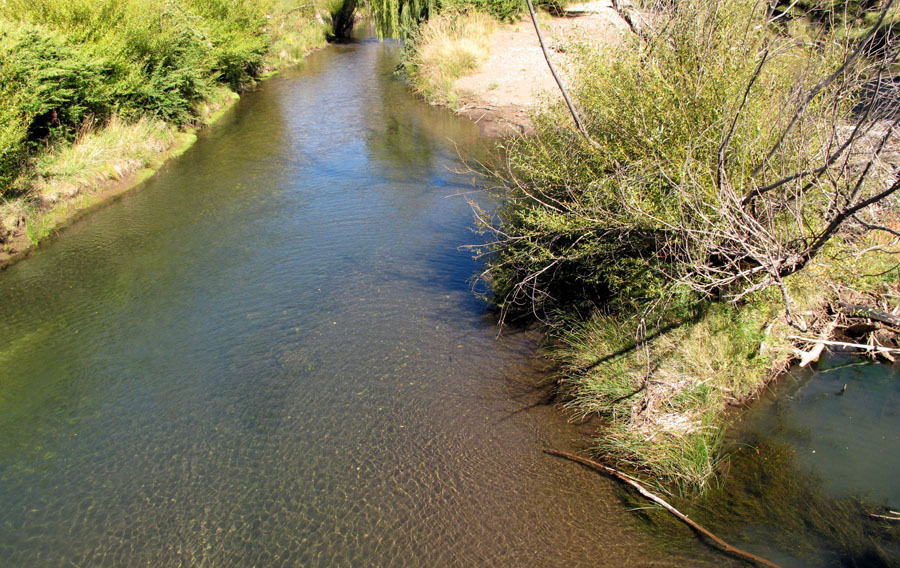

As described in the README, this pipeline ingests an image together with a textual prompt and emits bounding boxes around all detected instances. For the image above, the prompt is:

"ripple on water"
[0,41,734,566]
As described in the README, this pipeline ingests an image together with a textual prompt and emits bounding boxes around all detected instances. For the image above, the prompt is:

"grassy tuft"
[403,11,496,107]
[30,116,176,207]
[553,239,899,492]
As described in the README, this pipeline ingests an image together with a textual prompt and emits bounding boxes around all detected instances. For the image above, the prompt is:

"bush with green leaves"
[372,0,570,38]
[0,0,329,195]
[440,0,525,21]
[475,0,898,325]
[0,22,109,140]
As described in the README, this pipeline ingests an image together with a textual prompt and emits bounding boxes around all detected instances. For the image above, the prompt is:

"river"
[0,40,734,566]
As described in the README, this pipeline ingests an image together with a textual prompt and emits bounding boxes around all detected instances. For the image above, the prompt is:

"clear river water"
[0,40,736,566]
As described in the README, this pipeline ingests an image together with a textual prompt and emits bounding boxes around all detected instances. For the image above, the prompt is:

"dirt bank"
[453,1,630,136]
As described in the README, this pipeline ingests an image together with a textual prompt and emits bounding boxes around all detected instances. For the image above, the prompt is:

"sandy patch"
[453,1,630,136]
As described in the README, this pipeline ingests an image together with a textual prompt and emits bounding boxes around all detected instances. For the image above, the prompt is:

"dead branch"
[789,335,900,354]
[796,317,838,366]
[836,302,900,326]
[545,449,781,568]
[752,0,896,177]
[524,0,602,151]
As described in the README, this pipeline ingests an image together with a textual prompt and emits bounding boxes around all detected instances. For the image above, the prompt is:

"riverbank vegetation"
[451,0,900,491]
[403,11,497,105]
[371,0,556,39]
[0,0,340,259]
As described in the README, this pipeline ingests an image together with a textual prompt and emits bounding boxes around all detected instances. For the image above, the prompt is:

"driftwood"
[545,449,781,568]
[869,512,900,522]
[836,302,900,327]
[794,317,838,367]
[797,343,826,367]
[789,336,900,355]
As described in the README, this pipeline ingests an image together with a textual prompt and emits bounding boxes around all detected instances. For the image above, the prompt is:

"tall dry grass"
[404,11,496,106]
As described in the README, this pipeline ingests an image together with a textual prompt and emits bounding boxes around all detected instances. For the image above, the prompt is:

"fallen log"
[545,449,781,568]
[836,302,900,326]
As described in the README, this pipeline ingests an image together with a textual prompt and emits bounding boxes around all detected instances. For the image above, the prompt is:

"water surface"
[696,353,900,567]
[0,40,730,566]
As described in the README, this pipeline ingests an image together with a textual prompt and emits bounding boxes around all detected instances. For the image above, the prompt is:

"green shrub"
[474,0,886,320]
[0,59,33,190]
[112,8,215,124]
[0,22,110,141]
[440,0,524,21]
[0,0,329,197]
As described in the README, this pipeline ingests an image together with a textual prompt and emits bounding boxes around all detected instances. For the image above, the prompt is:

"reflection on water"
[694,353,900,567]
[0,40,731,566]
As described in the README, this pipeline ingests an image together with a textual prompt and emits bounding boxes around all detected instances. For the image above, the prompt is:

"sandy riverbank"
[450,1,630,136]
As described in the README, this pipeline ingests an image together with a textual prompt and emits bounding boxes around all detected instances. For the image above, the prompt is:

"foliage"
[471,0,899,490]
[0,59,32,192]
[0,0,330,199]
[0,22,110,140]
[475,0,897,324]
[554,295,790,489]
[371,0,569,38]
[440,0,526,21]
[774,0,884,28]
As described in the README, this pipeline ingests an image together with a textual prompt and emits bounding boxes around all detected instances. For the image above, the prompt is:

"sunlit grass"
[0,0,332,252]
[30,116,176,206]
[405,11,496,107]
[554,240,899,493]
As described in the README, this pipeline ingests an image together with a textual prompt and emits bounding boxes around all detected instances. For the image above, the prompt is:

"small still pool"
[696,353,900,567]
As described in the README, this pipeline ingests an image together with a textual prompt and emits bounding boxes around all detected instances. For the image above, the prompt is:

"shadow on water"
[683,353,900,567]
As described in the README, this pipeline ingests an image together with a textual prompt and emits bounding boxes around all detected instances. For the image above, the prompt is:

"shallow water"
[0,41,730,566]
[700,353,900,567]
[739,353,900,506]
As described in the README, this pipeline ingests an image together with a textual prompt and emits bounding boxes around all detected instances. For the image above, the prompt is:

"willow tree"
[370,0,438,38]
[473,0,900,327]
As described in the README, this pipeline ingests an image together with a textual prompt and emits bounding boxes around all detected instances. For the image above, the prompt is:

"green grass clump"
[556,296,788,490]
[551,236,899,492]
[403,11,496,106]
[0,0,331,200]
[31,116,176,203]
